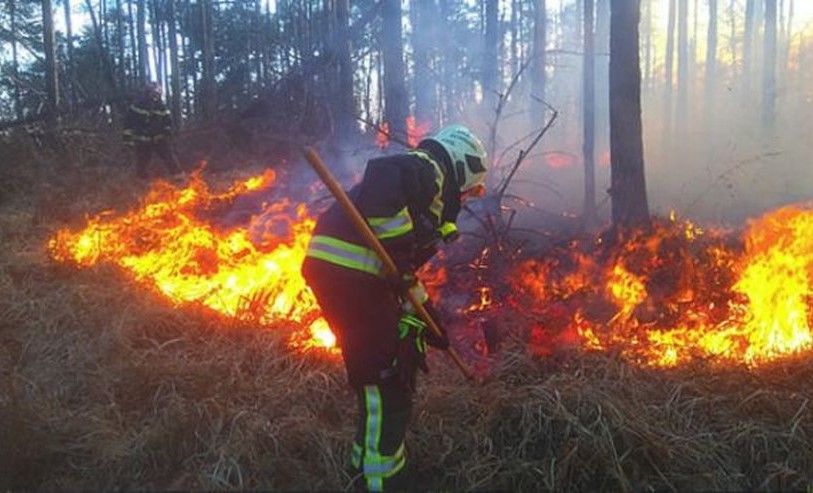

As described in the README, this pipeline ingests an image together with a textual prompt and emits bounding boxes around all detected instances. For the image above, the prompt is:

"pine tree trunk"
[10,0,23,119]
[42,0,60,117]
[116,0,125,88]
[610,0,649,227]
[663,0,675,144]
[63,0,75,111]
[167,0,181,130]
[510,0,518,76]
[150,0,164,90]
[440,0,456,121]
[595,0,610,159]
[137,0,149,83]
[783,0,794,76]
[762,0,777,128]
[128,0,137,86]
[200,0,217,120]
[85,0,118,98]
[335,0,355,136]
[412,0,438,127]
[743,0,755,95]
[530,0,547,125]
[482,0,499,110]
[583,0,597,225]
[677,0,688,131]
[642,0,652,87]
[381,0,408,140]
[705,0,717,115]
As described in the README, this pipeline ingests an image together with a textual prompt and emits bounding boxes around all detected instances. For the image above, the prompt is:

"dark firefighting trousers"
[302,257,414,491]
[134,140,181,179]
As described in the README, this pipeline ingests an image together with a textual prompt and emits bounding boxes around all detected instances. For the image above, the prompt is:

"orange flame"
[48,169,338,353]
[514,206,813,367]
[376,117,430,149]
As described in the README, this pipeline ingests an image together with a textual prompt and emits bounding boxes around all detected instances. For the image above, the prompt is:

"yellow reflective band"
[130,104,152,116]
[439,222,457,238]
[367,207,414,240]
[352,441,363,469]
[409,150,445,222]
[306,235,384,276]
[362,443,406,478]
[363,385,384,491]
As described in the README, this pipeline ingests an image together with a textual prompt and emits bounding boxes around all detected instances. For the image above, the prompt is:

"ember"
[48,169,337,353]
[513,205,813,367]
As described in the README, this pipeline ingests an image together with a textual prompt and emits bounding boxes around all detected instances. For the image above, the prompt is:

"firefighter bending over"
[122,82,182,180]
[302,125,488,491]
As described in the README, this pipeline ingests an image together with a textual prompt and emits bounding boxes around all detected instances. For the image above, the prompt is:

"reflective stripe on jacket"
[306,235,384,277]
[123,96,173,143]
[305,148,449,276]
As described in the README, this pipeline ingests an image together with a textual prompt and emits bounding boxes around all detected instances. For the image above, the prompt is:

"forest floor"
[1,140,812,491]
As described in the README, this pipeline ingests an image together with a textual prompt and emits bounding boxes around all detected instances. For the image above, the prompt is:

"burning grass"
[1,157,812,491]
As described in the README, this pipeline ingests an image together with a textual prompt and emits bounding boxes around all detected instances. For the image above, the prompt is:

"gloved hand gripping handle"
[303,147,474,381]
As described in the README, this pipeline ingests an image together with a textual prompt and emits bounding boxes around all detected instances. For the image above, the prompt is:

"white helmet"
[428,125,488,193]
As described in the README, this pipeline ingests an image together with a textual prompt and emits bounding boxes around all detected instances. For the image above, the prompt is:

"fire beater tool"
[303,146,475,381]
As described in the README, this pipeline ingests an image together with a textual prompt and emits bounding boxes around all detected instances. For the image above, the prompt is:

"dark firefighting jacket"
[306,145,462,278]
[122,96,173,145]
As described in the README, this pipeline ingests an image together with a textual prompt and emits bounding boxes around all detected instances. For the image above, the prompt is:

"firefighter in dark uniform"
[122,82,182,179]
[301,125,488,491]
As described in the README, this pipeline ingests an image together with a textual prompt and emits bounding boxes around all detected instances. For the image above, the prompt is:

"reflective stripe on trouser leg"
[358,385,408,492]
[351,441,363,469]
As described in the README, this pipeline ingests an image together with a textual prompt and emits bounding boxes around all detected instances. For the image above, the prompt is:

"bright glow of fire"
[48,169,338,353]
[376,116,430,149]
[514,205,813,368]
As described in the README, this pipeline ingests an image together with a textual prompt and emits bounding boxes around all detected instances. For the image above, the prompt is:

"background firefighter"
[122,82,182,180]
[301,125,488,491]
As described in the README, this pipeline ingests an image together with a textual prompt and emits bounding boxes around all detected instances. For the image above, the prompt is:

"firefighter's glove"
[396,313,429,391]
[398,314,430,368]
[421,301,450,350]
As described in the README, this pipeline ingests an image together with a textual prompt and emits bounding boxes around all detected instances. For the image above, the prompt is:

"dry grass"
[1,142,812,491]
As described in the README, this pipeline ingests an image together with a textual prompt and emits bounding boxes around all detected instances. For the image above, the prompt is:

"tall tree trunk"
[412,0,438,127]
[335,0,355,136]
[583,0,597,225]
[42,0,60,117]
[381,0,408,140]
[595,0,610,159]
[510,0,518,77]
[440,0,456,121]
[116,0,125,88]
[530,0,546,125]
[85,0,118,99]
[200,0,217,120]
[642,0,652,87]
[101,0,108,55]
[128,0,137,86]
[783,0,794,75]
[63,0,76,110]
[762,0,777,129]
[743,0,755,95]
[663,0,675,144]
[610,0,649,227]
[137,0,149,84]
[167,0,181,130]
[705,0,717,115]
[677,0,688,131]
[482,0,499,110]
[150,0,164,90]
[10,0,23,119]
